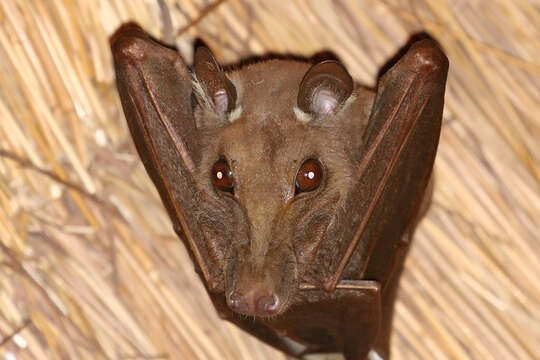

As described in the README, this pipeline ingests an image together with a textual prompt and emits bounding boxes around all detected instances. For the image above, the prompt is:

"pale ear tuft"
[293,106,312,124]
[228,105,243,123]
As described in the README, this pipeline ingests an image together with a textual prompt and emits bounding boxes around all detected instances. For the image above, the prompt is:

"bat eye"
[211,159,234,193]
[295,159,323,193]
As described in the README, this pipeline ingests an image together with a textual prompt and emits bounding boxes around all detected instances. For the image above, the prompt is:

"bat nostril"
[256,294,279,315]
[227,291,250,314]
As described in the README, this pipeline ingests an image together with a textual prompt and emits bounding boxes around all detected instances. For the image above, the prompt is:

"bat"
[111,23,448,360]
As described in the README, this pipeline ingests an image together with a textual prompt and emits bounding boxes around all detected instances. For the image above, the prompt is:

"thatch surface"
[0,0,538,359]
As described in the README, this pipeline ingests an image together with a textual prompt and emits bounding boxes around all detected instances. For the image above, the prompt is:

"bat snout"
[227,288,280,317]
[224,234,298,318]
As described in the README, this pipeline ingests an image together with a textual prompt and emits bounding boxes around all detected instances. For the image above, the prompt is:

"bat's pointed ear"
[297,60,353,116]
[193,45,237,116]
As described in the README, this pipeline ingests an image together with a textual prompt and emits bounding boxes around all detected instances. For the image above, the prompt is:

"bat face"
[111,23,448,358]
[192,60,375,316]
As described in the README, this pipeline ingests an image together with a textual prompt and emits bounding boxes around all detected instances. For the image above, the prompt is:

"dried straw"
[0,0,538,359]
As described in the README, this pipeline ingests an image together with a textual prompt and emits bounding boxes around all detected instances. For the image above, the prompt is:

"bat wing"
[323,39,449,291]
[111,24,223,291]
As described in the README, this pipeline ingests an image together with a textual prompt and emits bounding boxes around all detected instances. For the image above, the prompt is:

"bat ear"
[297,60,353,116]
[193,46,237,115]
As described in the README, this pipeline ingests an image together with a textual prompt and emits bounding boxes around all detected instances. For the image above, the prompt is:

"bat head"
[190,48,374,317]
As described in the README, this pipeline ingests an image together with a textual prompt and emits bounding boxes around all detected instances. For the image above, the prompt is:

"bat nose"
[227,290,280,317]
[256,294,279,315]
[227,291,251,315]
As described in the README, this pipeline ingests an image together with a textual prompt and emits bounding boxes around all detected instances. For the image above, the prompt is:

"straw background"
[0,0,538,359]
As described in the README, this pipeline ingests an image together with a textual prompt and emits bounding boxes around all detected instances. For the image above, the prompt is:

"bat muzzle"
[227,286,280,317]
[224,240,298,317]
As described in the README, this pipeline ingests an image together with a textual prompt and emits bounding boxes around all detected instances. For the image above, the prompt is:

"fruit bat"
[111,23,448,360]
